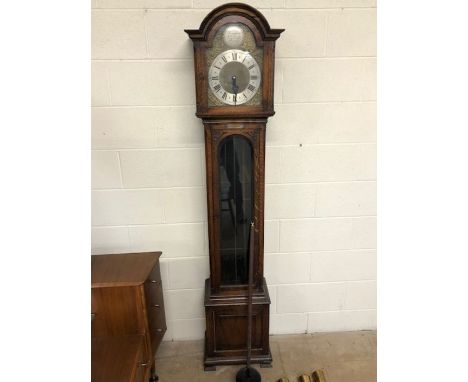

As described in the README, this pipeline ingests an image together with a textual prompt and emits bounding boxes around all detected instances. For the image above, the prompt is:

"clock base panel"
[203,278,272,369]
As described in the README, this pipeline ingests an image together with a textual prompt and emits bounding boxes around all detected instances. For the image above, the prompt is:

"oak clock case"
[185,3,284,370]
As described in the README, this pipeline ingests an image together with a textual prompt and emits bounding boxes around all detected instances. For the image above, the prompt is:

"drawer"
[148,262,162,284]
[146,284,166,334]
[91,286,143,337]
[145,282,164,306]
[92,335,147,382]
[144,281,167,356]
[148,303,166,334]
[134,345,149,382]
[133,338,149,382]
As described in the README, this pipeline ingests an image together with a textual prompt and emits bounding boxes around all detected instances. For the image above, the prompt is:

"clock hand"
[231,75,238,106]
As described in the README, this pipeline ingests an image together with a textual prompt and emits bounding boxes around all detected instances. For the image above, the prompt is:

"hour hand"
[231,75,239,105]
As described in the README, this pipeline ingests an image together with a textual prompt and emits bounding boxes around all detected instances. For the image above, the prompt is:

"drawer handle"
[91,313,96,321]
[153,304,160,308]
[156,328,163,332]
[150,280,159,284]
[140,362,149,367]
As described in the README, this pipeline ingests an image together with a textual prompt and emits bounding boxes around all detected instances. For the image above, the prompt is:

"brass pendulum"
[298,375,312,382]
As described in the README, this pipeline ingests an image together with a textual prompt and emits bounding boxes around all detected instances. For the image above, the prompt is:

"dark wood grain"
[91,252,161,288]
[91,286,145,337]
[204,278,272,368]
[91,252,166,382]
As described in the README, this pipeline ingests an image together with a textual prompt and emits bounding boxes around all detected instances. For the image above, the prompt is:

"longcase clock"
[185,3,284,370]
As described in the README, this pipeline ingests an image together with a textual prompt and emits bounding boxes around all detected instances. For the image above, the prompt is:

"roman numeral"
[248,84,256,92]
[222,56,227,63]
[251,75,258,80]
[211,76,219,80]
[242,93,247,99]
[242,56,247,63]
[232,52,237,61]
[214,84,221,92]
[214,65,221,70]
[222,92,227,100]
[248,64,255,70]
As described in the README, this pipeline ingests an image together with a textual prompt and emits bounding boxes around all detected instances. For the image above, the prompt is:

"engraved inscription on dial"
[223,25,244,48]
[208,49,261,106]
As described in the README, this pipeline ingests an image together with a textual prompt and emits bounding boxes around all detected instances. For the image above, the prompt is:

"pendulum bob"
[277,378,289,382]
[311,369,327,382]
[298,375,312,382]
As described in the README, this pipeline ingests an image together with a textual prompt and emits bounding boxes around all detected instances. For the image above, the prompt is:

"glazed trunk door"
[218,135,253,286]
[207,125,266,292]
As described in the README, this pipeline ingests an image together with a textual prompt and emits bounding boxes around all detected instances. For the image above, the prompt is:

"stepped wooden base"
[203,278,272,369]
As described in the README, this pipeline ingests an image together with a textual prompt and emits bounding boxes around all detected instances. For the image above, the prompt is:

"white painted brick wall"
[91,0,376,341]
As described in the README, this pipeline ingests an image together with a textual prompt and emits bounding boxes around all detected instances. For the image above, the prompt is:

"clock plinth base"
[203,278,272,369]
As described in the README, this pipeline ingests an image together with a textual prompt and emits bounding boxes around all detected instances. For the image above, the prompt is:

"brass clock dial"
[208,49,261,106]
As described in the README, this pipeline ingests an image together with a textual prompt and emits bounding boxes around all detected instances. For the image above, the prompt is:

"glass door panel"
[218,135,253,285]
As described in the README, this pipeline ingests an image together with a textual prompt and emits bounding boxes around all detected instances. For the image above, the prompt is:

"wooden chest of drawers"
[91,252,166,382]
[92,335,147,382]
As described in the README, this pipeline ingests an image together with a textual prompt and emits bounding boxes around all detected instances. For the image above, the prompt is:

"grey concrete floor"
[155,331,376,382]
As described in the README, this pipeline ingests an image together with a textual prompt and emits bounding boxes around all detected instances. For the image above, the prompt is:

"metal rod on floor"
[235,222,261,382]
[246,222,254,369]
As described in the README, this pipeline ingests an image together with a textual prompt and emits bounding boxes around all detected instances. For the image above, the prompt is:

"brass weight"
[277,369,327,382]
[311,369,327,382]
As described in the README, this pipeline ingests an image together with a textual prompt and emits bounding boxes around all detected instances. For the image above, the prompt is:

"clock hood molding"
[185,3,284,119]
[184,2,284,42]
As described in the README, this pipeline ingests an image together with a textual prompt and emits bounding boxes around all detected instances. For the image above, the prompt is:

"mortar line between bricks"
[92,56,376,62]
[91,142,376,151]
[116,151,124,188]
[91,7,376,11]
[92,222,206,228]
[273,308,376,315]
[264,180,376,185]
[91,215,376,228]
[90,180,376,191]
[165,287,204,292]
[267,248,377,254]
[265,249,376,255]
[91,100,376,107]
[93,147,203,151]
[271,280,376,287]
[266,142,376,148]
[93,248,375,255]
[92,185,205,191]
[161,255,209,260]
